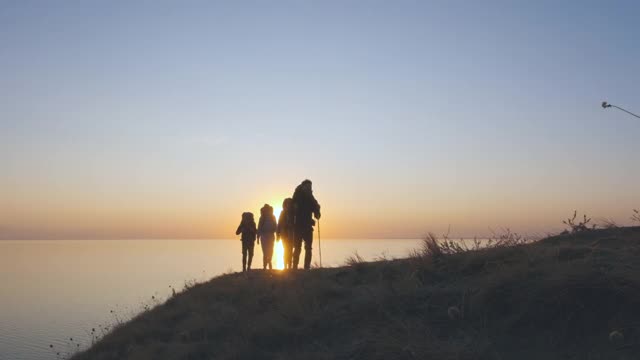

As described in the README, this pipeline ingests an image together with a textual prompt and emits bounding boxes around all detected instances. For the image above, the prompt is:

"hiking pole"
[602,101,640,119]
[318,218,322,268]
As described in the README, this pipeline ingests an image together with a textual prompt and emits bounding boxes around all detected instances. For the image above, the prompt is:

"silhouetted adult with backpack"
[292,179,321,270]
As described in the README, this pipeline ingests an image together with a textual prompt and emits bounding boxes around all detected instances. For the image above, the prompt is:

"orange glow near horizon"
[3,185,640,240]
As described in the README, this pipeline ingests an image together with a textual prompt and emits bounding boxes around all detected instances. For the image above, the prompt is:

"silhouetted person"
[236,212,257,272]
[277,198,295,269]
[292,179,321,270]
[258,204,277,270]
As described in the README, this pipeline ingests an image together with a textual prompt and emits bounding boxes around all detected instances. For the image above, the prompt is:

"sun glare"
[264,199,284,270]
[273,205,282,221]
[274,240,285,270]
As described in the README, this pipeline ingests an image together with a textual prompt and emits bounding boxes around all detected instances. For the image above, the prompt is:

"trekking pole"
[318,218,322,268]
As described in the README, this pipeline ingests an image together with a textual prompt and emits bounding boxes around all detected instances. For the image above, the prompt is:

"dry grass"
[418,228,531,258]
[344,252,365,266]
[73,227,640,360]
[562,210,596,233]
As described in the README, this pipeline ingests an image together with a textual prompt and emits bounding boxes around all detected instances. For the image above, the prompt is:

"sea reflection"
[0,238,420,360]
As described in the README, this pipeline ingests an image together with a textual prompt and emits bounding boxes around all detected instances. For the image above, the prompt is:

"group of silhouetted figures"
[236,179,321,271]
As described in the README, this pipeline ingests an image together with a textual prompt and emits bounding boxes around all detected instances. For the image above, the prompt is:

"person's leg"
[247,243,254,270]
[261,239,268,269]
[283,238,292,269]
[292,231,303,269]
[303,228,314,270]
[270,243,274,269]
[242,243,247,272]
[288,230,296,269]
[268,236,275,269]
[266,237,275,270]
[269,235,276,269]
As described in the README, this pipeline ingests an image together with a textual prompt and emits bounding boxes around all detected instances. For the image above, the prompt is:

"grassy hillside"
[73,227,640,360]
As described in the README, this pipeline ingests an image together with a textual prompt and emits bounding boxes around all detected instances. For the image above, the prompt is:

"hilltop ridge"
[73,227,640,360]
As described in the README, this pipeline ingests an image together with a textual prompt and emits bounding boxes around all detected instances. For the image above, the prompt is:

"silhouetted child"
[258,204,277,270]
[236,212,257,272]
[277,198,294,269]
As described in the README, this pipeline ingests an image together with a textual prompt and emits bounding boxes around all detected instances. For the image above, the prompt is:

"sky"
[1,1,639,240]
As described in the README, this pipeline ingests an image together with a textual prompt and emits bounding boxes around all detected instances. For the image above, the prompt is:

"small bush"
[345,252,365,266]
[420,233,445,257]
[486,228,529,247]
[563,211,596,233]
[597,218,618,229]
[417,229,531,261]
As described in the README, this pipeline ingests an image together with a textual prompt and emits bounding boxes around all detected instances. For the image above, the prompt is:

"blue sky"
[1,1,639,239]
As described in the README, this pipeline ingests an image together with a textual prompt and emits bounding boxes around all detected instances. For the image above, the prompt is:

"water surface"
[0,239,420,360]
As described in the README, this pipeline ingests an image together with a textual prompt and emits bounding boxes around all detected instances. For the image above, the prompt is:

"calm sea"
[0,239,421,360]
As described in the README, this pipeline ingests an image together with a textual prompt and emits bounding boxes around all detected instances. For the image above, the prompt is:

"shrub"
[486,228,529,247]
[563,211,595,233]
[420,233,445,257]
[344,252,365,266]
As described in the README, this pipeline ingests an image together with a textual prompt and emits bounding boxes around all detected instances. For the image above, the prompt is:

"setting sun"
[274,240,285,270]
[272,204,283,222]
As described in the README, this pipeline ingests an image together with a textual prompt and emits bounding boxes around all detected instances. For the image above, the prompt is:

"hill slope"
[73,227,640,360]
